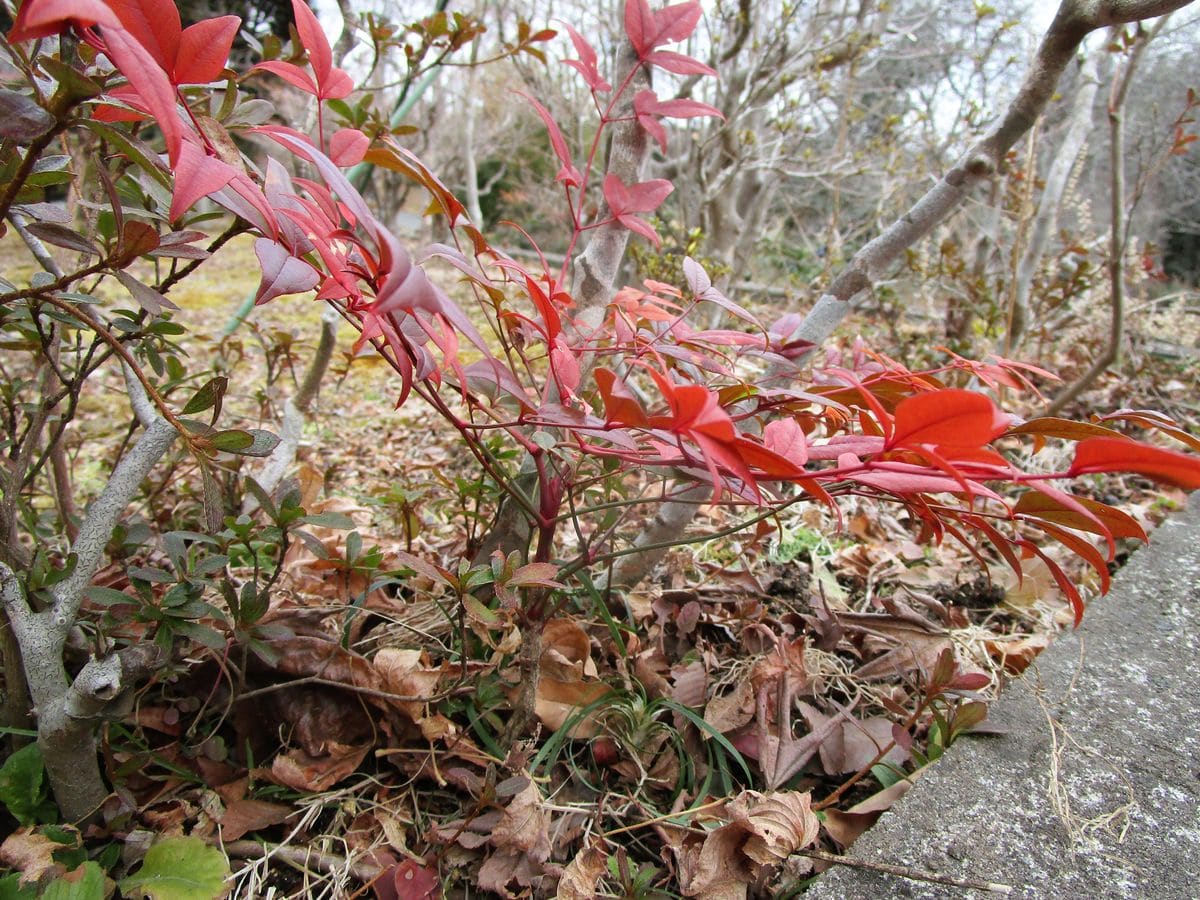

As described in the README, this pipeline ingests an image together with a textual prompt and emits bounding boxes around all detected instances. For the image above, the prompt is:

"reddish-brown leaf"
[1068,437,1200,489]
[888,389,1004,449]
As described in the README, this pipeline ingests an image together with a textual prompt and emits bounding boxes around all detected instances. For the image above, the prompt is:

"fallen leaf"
[557,842,608,899]
[218,798,295,841]
[0,828,58,884]
[985,633,1050,674]
[678,791,819,899]
[269,741,371,792]
[373,859,440,900]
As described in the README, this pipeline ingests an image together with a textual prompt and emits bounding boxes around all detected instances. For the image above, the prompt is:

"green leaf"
[227,429,280,458]
[182,377,228,416]
[0,872,37,899]
[118,836,230,900]
[0,743,56,826]
[40,861,106,900]
[299,512,355,529]
[209,430,253,452]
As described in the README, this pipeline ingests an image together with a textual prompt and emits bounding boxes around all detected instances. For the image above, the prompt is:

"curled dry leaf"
[0,828,59,884]
[557,841,608,899]
[269,740,371,792]
[678,791,819,899]
[527,618,610,736]
[476,777,553,897]
[985,633,1050,674]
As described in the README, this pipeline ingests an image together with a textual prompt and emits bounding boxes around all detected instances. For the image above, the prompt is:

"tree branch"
[793,0,1196,349]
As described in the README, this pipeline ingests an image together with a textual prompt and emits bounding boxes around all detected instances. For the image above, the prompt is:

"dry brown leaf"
[0,828,58,884]
[491,778,551,861]
[477,777,552,897]
[985,633,1050,674]
[840,611,952,681]
[557,842,608,899]
[820,807,880,849]
[218,798,295,841]
[678,791,819,899]
[737,791,820,866]
[532,674,611,736]
[704,679,755,735]
[269,740,371,792]
[749,637,809,696]
[671,660,707,708]
[541,618,596,679]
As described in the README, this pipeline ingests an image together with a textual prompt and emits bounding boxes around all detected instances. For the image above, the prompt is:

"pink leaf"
[617,213,662,245]
[624,0,702,58]
[252,59,319,96]
[561,22,611,92]
[764,418,809,467]
[290,0,332,82]
[107,0,181,72]
[8,0,120,43]
[102,26,182,164]
[174,15,240,84]
[253,238,319,304]
[522,93,581,187]
[603,173,673,215]
[320,68,354,100]
[329,128,369,166]
[644,49,715,76]
[169,141,237,220]
[549,336,580,396]
[636,91,722,122]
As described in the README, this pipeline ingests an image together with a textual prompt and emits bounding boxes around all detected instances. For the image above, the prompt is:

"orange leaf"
[888,389,1004,450]
[595,367,648,427]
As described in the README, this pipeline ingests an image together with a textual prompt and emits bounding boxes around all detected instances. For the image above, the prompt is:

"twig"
[231,674,472,705]
[224,839,385,884]
[799,847,1013,895]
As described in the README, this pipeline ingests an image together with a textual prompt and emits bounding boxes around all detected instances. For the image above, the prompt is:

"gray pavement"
[807,495,1200,899]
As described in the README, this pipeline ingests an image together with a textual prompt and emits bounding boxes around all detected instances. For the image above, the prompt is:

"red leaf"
[644,49,716,76]
[169,141,237,220]
[107,0,181,72]
[8,0,119,42]
[522,93,581,187]
[329,128,369,166]
[1068,437,1200,489]
[596,368,648,428]
[253,59,319,96]
[624,0,702,58]
[291,0,332,83]
[561,22,611,92]
[373,859,439,900]
[667,383,736,441]
[1036,520,1110,596]
[253,238,319,304]
[1014,488,1146,544]
[888,389,1005,450]
[174,15,240,84]
[102,26,183,164]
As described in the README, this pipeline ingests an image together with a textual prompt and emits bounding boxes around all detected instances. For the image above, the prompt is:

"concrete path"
[808,495,1200,899]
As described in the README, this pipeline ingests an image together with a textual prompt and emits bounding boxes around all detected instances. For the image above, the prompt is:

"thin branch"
[800,848,1013,895]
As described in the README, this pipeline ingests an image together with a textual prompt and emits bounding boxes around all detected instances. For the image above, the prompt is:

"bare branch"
[794,0,1197,348]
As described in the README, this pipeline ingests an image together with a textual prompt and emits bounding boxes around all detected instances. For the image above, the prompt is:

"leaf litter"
[24,252,1192,898]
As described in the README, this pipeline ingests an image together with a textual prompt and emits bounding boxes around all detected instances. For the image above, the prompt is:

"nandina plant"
[2,0,1199,826]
